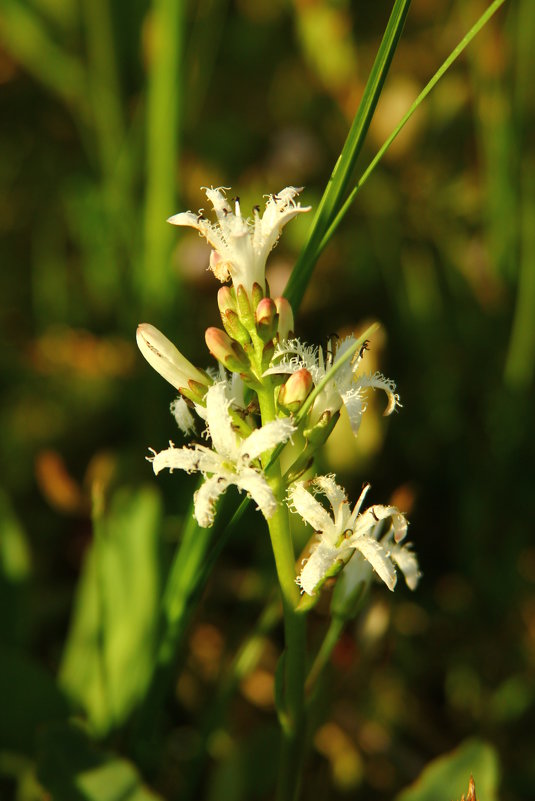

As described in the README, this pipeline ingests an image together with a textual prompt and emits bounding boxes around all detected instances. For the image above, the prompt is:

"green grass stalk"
[142,0,185,311]
[284,0,412,311]
[317,0,509,260]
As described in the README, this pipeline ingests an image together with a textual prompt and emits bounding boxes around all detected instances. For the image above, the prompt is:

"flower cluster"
[137,186,420,602]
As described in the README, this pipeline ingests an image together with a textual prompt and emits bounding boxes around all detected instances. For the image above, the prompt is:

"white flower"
[149,382,296,527]
[289,475,419,596]
[266,335,400,435]
[167,186,311,294]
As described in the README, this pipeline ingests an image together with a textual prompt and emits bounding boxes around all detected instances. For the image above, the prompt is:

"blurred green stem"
[82,0,124,179]
[504,0,535,388]
[142,0,185,311]
[183,594,281,801]
[131,504,213,758]
[0,0,87,117]
[505,162,535,387]
[305,616,345,697]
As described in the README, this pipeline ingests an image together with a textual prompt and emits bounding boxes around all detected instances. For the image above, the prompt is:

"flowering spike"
[136,324,209,392]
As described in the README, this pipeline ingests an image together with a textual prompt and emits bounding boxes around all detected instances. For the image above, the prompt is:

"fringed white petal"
[240,418,295,462]
[355,372,400,416]
[150,445,205,475]
[167,211,227,254]
[193,473,229,527]
[288,483,334,534]
[205,382,238,460]
[312,475,348,528]
[255,187,310,254]
[390,543,420,590]
[203,186,231,215]
[235,466,278,520]
[297,542,343,596]
[352,504,408,543]
[341,387,365,436]
[170,397,196,435]
[264,338,318,377]
[352,535,397,591]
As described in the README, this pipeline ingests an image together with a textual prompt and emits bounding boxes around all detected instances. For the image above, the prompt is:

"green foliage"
[0,648,70,754]
[59,487,163,736]
[395,739,500,801]
[37,721,164,801]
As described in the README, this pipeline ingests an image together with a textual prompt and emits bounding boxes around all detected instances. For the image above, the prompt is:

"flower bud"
[205,327,250,373]
[274,297,294,340]
[255,297,278,341]
[137,323,209,391]
[217,286,237,316]
[278,368,313,413]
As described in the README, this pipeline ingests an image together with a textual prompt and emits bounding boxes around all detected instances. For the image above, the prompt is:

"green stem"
[305,616,345,697]
[257,383,307,801]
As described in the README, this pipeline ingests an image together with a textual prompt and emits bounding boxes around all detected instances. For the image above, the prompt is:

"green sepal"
[236,284,255,330]
[222,309,251,346]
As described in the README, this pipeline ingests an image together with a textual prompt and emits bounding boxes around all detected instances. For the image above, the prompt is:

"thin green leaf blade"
[284,0,412,312]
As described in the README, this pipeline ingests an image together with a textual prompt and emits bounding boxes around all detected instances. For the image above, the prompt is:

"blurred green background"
[1,0,534,799]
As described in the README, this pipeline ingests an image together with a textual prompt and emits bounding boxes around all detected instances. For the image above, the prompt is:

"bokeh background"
[1,0,534,799]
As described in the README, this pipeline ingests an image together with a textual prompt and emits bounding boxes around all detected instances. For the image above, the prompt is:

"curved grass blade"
[284,0,412,313]
[318,0,508,258]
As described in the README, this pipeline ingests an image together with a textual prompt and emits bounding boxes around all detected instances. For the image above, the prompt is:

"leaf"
[37,721,163,801]
[394,738,500,801]
[284,0,412,312]
[59,486,164,735]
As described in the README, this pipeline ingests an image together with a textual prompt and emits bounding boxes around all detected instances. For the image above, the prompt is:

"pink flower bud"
[274,297,294,340]
[255,297,278,341]
[205,327,250,373]
[217,286,237,316]
[278,368,313,412]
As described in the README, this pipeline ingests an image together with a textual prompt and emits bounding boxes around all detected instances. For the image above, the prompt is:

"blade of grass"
[81,0,125,178]
[316,0,508,261]
[141,0,185,311]
[504,0,535,388]
[284,0,412,312]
